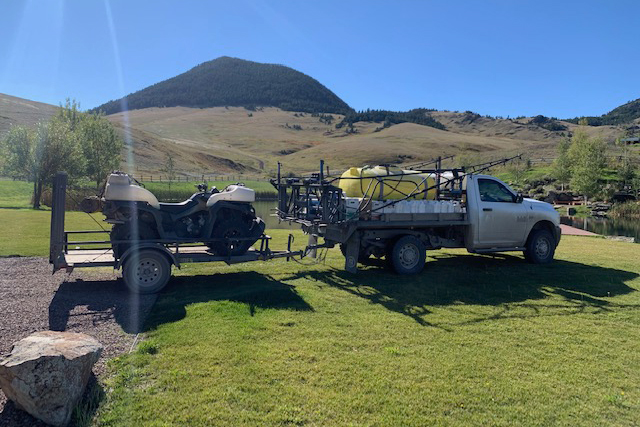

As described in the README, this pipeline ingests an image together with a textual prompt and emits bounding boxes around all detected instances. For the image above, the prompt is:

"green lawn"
[0,180,35,208]
[95,234,640,426]
[0,208,107,257]
[2,206,640,425]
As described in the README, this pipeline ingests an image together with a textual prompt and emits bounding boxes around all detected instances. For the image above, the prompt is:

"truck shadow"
[143,271,313,331]
[288,253,639,328]
[48,272,311,334]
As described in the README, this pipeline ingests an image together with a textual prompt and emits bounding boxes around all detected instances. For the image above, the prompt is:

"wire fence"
[131,174,271,183]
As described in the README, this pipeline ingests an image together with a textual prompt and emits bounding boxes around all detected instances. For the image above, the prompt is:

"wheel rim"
[535,237,550,259]
[134,258,161,287]
[398,243,419,269]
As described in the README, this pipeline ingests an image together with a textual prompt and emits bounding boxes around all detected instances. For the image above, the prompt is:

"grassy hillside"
[0,93,58,136]
[93,57,352,116]
[108,106,593,175]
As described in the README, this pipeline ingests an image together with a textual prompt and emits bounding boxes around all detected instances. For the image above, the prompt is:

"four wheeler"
[101,172,265,258]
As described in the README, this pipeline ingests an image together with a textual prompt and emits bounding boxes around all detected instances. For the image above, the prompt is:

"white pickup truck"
[319,173,562,274]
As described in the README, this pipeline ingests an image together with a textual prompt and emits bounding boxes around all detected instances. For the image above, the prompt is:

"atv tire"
[110,223,159,259]
[208,217,256,256]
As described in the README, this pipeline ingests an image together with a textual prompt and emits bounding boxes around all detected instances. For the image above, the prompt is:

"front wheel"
[391,235,426,275]
[122,249,171,294]
[524,229,555,264]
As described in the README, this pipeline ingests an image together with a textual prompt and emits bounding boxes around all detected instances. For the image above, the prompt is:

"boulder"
[0,331,102,426]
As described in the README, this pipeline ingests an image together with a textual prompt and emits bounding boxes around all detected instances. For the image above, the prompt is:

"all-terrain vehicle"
[101,172,265,257]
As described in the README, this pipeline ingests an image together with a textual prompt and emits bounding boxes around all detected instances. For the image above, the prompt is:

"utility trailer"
[49,172,303,293]
[272,158,561,274]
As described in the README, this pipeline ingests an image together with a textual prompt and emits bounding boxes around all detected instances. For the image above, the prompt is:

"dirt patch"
[0,258,157,426]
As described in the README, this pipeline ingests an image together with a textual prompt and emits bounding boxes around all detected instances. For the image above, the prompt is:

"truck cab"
[465,174,561,259]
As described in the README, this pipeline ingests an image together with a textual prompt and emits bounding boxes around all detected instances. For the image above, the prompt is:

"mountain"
[93,57,353,115]
[0,93,58,135]
[566,98,640,126]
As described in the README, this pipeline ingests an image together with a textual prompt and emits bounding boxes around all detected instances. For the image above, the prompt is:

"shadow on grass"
[49,278,157,334]
[143,271,313,331]
[287,253,639,327]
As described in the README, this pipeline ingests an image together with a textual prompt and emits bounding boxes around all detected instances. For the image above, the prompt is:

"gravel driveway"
[0,258,157,426]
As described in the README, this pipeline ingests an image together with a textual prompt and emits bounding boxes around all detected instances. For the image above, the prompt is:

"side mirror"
[515,193,524,203]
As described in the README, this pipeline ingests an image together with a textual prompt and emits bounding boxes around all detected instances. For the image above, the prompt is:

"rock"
[0,331,102,426]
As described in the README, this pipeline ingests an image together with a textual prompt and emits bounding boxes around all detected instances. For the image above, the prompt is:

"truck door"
[476,178,527,247]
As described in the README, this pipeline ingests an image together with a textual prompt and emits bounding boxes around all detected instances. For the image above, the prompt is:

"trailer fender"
[116,244,180,270]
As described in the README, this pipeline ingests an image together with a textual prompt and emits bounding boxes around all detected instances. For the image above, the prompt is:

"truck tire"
[391,235,426,275]
[122,249,171,294]
[524,229,555,264]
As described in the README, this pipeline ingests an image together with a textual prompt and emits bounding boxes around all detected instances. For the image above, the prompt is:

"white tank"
[206,184,255,207]
[103,173,160,209]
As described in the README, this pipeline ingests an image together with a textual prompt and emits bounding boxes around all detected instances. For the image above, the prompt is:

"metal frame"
[49,172,303,275]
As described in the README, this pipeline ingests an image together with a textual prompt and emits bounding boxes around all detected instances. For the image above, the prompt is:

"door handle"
[483,208,492,212]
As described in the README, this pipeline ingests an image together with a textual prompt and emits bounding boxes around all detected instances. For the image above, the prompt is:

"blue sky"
[1,0,639,118]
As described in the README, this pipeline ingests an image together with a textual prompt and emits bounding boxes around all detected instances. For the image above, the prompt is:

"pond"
[253,200,296,230]
[561,215,640,243]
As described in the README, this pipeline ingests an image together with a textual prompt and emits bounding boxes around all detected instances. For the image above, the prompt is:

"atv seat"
[157,198,201,214]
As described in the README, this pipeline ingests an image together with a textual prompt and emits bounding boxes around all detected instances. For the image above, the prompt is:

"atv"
[101,172,265,258]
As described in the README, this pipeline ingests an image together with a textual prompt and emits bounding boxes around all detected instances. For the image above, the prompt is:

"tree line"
[1,100,123,208]
[336,108,445,131]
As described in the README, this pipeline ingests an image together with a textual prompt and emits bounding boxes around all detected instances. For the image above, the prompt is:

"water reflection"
[561,215,639,243]
[253,200,296,230]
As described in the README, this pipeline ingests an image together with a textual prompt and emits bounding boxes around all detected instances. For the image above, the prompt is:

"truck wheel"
[391,235,426,275]
[524,229,555,264]
[123,249,171,294]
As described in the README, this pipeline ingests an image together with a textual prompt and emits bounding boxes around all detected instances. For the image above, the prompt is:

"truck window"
[478,179,515,203]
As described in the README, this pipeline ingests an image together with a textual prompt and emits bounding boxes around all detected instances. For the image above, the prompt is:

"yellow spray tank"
[338,165,437,200]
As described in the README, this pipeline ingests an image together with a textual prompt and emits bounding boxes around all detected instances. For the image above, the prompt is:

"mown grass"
[2,197,640,425]
[90,233,640,426]
[0,208,108,257]
[0,180,35,208]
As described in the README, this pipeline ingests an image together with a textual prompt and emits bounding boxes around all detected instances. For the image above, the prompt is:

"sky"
[1,0,639,118]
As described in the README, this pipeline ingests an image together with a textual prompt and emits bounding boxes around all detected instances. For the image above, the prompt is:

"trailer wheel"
[391,235,426,275]
[524,229,555,264]
[122,249,171,294]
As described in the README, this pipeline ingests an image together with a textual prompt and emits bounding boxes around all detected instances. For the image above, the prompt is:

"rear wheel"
[208,217,254,256]
[122,249,171,294]
[524,229,555,264]
[391,235,426,275]
[110,223,158,259]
